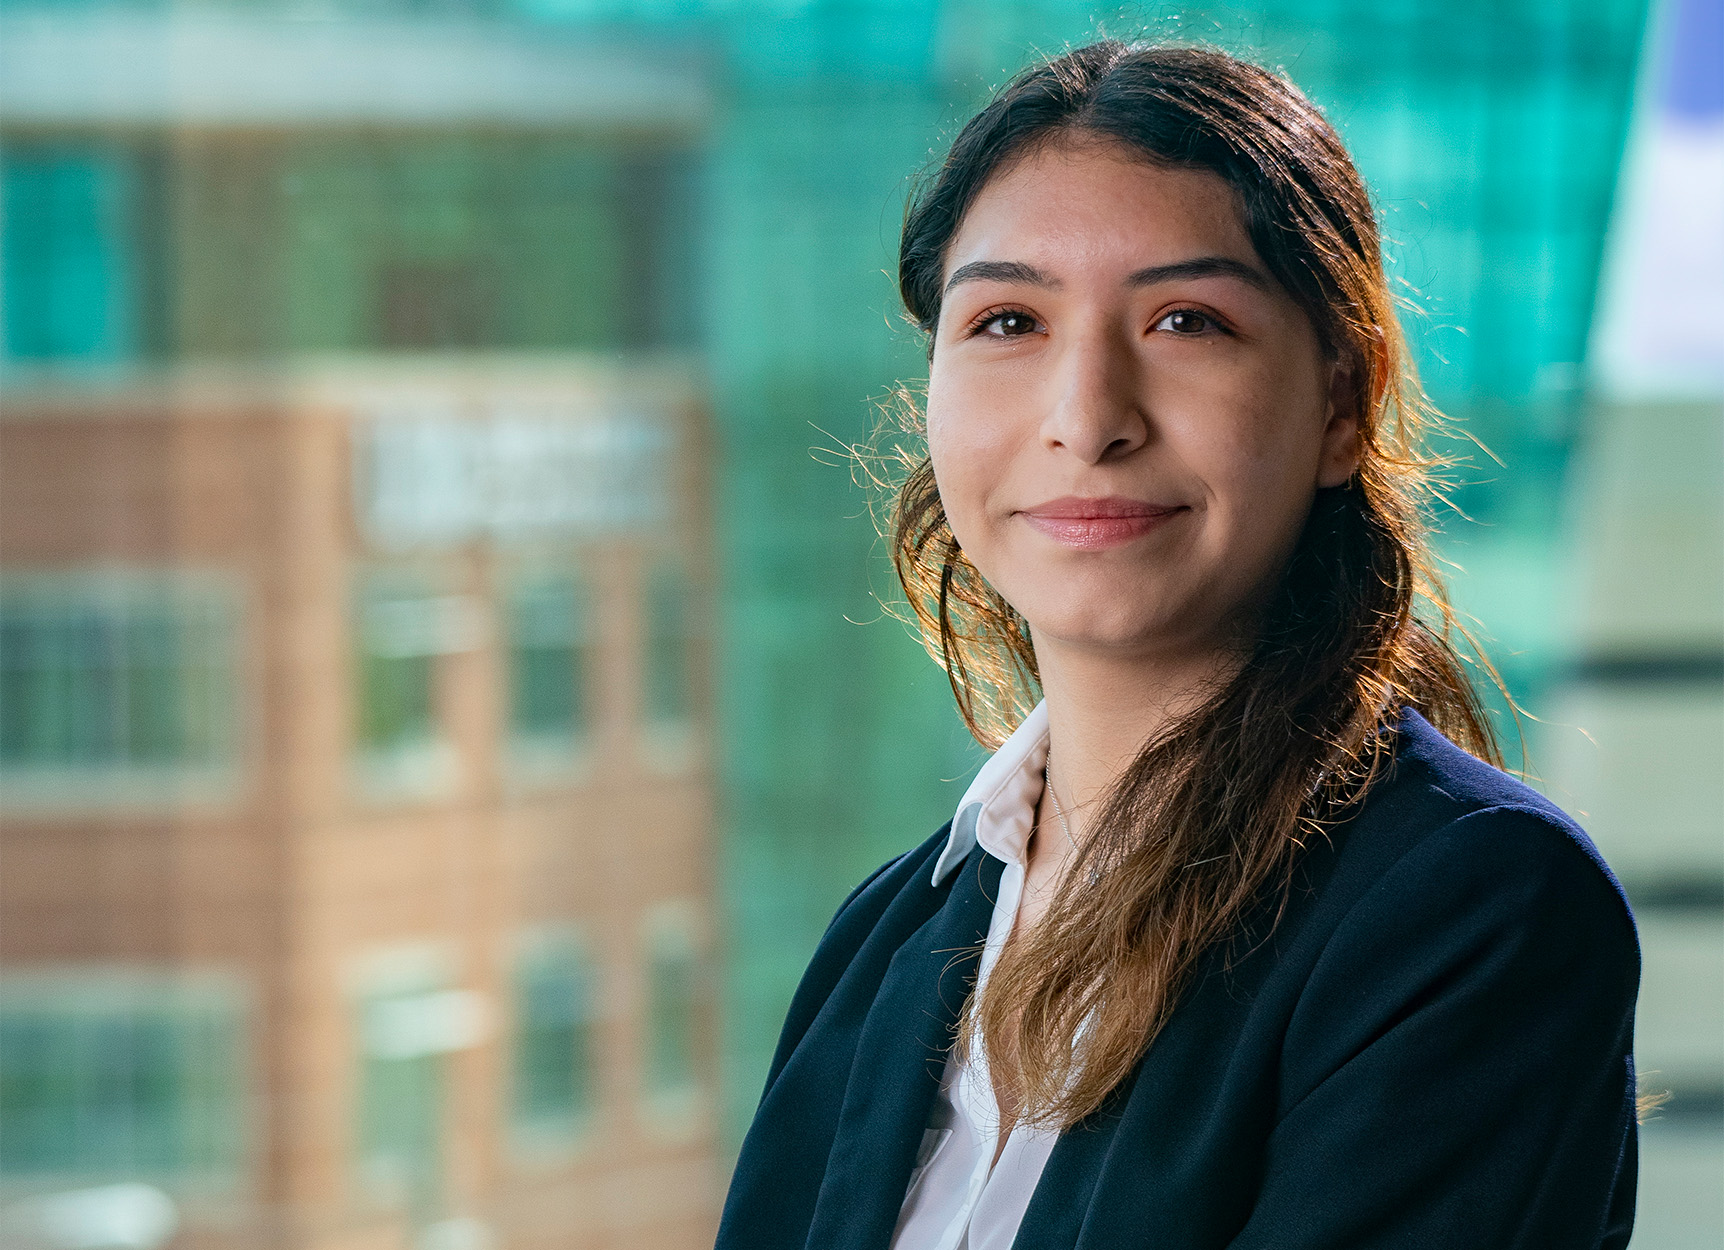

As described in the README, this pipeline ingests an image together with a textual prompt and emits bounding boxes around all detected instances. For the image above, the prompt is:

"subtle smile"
[1017,496,1189,550]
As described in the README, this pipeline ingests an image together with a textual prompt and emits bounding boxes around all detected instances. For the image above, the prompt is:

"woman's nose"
[1039,330,1150,464]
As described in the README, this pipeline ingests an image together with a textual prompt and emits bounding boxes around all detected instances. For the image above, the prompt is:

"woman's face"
[926,137,1360,664]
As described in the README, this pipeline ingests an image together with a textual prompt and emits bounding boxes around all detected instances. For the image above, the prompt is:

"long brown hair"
[889,42,1502,1129]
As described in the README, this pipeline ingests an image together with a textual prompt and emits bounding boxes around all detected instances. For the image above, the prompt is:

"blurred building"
[1543,0,1724,1240]
[0,15,721,1250]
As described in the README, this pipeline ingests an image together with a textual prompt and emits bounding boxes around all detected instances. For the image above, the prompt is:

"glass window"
[509,934,596,1144]
[642,562,692,728]
[352,575,476,794]
[351,951,470,1214]
[375,260,495,351]
[0,574,236,783]
[268,139,653,356]
[355,586,437,755]
[0,145,141,362]
[355,1023,443,1214]
[642,912,700,1102]
[0,973,244,1181]
[505,575,590,747]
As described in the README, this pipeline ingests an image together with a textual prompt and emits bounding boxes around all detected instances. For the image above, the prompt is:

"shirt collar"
[930,700,1050,886]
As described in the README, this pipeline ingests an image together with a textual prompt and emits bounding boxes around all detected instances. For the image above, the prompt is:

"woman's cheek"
[1176,386,1303,504]
[927,423,978,545]
[930,451,988,556]
[928,394,1000,533]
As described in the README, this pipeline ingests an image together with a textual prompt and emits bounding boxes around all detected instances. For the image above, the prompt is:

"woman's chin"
[1027,612,1199,660]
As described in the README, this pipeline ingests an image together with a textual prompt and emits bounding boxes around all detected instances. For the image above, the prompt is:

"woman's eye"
[1155,309,1214,335]
[977,309,1040,337]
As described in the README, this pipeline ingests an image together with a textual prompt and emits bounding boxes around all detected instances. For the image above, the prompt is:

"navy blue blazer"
[716,708,1641,1249]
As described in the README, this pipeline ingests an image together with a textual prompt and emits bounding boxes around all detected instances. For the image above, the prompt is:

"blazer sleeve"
[1229,805,1641,1250]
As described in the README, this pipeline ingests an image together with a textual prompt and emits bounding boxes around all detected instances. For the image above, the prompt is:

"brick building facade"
[0,359,720,1250]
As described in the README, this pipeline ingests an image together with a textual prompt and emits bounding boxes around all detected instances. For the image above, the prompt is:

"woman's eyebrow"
[942,255,1273,296]
[1125,256,1274,292]
[944,259,1056,294]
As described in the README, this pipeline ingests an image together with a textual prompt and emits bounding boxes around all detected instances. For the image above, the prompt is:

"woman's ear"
[1316,356,1363,488]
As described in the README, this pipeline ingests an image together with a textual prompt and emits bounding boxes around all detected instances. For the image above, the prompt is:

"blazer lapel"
[804,848,1005,1250]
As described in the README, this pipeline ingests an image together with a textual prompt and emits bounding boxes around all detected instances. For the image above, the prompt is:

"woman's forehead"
[944,141,1256,284]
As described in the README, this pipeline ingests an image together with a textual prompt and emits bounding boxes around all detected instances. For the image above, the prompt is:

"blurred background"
[0,0,1718,1246]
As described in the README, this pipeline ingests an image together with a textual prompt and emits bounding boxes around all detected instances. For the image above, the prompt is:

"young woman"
[716,42,1640,1250]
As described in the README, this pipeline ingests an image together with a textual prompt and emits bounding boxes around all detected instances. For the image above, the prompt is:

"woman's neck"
[1035,640,1238,834]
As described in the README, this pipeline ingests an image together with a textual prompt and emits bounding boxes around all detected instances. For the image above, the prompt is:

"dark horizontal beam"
[1567,651,1724,687]
[1642,1083,1724,1128]
[1626,875,1724,914]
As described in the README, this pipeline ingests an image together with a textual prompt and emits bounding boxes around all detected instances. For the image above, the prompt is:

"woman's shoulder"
[798,825,959,980]
[1382,706,1618,860]
[1263,707,1642,1123]
[757,824,968,1096]
[1387,704,1583,827]
[828,824,954,922]
[1326,705,1638,958]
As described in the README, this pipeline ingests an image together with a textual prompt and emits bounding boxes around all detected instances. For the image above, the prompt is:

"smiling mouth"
[1018,496,1189,550]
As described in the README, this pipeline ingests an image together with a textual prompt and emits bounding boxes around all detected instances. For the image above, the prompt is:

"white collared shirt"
[890,700,1061,1250]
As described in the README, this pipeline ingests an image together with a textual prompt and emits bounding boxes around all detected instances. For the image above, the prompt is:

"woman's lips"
[1018,496,1188,550]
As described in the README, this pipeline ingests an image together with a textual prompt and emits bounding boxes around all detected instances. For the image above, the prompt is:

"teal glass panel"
[0,146,138,361]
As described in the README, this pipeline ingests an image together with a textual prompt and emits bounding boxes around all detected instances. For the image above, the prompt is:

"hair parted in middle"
[886,40,1503,1130]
